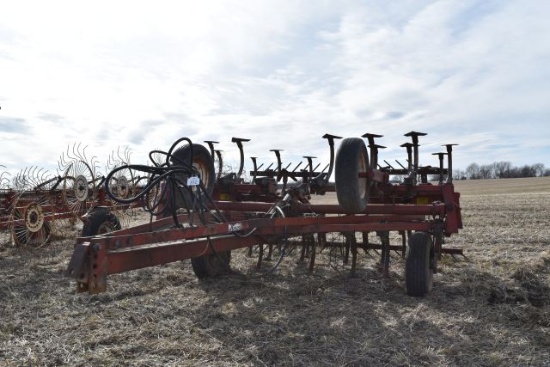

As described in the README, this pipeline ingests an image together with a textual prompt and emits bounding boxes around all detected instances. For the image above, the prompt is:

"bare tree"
[493,161,512,178]
[479,164,494,179]
[465,163,480,179]
[533,163,545,177]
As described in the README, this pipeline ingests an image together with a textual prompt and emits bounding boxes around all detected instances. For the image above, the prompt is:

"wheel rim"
[25,203,44,233]
[11,194,53,247]
[62,160,96,218]
[74,175,89,202]
[192,158,211,190]
[97,221,118,234]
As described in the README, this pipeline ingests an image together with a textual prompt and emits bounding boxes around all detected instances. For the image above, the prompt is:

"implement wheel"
[10,195,54,247]
[335,138,369,213]
[170,143,216,209]
[405,231,434,297]
[61,162,96,218]
[191,251,232,279]
[81,207,121,236]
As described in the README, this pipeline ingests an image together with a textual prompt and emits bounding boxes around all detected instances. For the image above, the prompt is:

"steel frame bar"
[67,193,460,294]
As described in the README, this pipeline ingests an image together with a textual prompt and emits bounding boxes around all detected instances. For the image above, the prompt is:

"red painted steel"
[64,132,464,295]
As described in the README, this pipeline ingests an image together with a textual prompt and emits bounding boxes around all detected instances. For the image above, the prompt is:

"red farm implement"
[0,146,143,247]
[65,132,463,297]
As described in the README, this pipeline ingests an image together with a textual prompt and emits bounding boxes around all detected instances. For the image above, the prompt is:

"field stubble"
[1,178,549,366]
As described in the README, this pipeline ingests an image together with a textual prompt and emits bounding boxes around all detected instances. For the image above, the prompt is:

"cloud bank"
[1,0,549,177]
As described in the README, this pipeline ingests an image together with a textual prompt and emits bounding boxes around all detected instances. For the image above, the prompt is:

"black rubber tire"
[81,207,121,236]
[191,251,232,279]
[170,143,216,209]
[405,231,434,297]
[335,138,369,213]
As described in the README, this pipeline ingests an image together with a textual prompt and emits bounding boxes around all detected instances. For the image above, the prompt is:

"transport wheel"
[170,143,216,209]
[335,138,369,213]
[81,207,121,236]
[10,194,54,247]
[405,231,434,297]
[191,250,232,279]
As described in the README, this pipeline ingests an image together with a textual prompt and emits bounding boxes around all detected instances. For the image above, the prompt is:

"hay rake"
[66,132,463,297]
[0,144,144,248]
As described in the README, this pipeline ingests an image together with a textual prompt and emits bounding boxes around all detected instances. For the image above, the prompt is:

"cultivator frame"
[66,132,463,297]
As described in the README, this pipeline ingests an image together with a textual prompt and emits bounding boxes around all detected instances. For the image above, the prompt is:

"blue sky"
[1,0,549,180]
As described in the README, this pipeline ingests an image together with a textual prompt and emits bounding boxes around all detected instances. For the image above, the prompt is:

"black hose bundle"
[104,137,292,277]
[104,138,221,227]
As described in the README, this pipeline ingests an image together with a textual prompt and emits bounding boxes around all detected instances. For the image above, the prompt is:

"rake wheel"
[61,160,96,219]
[106,167,138,228]
[10,193,54,247]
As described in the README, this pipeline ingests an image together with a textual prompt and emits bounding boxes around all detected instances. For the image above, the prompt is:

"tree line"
[454,162,550,180]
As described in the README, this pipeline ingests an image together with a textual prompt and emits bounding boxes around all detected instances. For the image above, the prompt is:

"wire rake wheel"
[107,167,137,228]
[141,178,164,216]
[62,160,97,219]
[9,193,55,247]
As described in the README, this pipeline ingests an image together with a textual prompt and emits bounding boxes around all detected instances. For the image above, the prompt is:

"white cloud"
[1,0,549,182]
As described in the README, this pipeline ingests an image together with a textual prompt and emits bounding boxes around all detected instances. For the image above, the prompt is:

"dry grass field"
[1,177,549,366]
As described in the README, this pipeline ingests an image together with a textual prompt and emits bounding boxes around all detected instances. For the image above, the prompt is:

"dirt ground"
[1,178,549,366]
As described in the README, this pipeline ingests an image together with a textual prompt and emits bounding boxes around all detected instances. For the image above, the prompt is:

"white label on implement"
[228,223,243,232]
[187,176,200,186]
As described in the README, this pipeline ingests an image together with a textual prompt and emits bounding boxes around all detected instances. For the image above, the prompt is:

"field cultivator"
[66,132,463,297]
[0,145,144,248]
